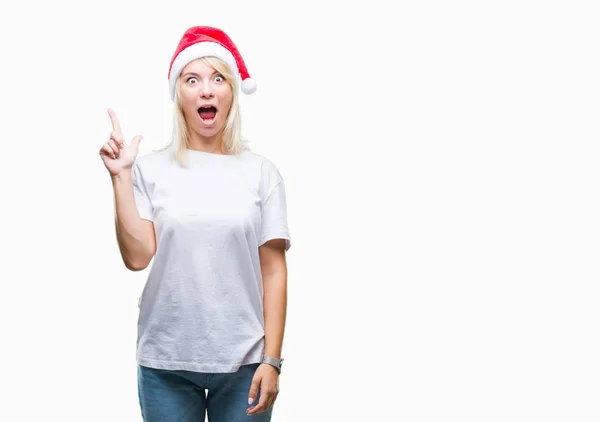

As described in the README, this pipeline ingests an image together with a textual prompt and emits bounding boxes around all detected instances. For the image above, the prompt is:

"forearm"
[262,269,287,359]
[112,169,154,270]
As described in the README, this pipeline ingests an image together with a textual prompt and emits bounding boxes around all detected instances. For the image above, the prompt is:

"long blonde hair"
[156,56,249,167]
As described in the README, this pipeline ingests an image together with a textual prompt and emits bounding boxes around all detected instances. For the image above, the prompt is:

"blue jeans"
[137,363,273,422]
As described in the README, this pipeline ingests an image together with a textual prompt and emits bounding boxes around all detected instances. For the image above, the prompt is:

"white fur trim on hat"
[169,41,240,100]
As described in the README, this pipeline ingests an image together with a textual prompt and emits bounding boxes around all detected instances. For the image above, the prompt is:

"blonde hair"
[156,56,249,167]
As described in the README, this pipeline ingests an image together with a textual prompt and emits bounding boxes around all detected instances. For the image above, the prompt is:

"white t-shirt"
[131,146,291,373]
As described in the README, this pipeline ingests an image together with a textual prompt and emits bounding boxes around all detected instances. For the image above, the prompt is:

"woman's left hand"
[247,363,280,415]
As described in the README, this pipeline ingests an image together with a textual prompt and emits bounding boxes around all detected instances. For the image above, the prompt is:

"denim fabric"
[137,362,273,422]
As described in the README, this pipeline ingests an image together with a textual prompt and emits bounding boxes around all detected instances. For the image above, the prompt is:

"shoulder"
[130,149,172,190]
[240,149,283,179]
[241,150,286,200]
[133,148,172,171]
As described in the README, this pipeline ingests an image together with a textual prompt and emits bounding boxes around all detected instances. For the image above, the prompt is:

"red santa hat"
[167,26,257,101]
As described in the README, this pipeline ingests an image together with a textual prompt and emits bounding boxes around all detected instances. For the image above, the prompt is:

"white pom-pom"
[241,78,257,94]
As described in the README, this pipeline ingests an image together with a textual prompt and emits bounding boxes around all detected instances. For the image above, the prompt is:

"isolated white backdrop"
[0,0,598,421]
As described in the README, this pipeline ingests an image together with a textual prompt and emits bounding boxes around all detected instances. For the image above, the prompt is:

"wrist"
[261,355,284,374]
[111,168,132,184]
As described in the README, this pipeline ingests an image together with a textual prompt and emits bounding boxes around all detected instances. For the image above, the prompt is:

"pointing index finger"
[107,108,123,138]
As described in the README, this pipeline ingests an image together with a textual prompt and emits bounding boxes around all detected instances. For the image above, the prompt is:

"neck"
[187,131,225,154]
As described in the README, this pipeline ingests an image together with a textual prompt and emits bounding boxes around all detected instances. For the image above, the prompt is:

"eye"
[214,74,225,83]
[186,76,198,84]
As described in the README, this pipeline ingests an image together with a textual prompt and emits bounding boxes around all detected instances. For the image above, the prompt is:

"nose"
[199,81,214,99]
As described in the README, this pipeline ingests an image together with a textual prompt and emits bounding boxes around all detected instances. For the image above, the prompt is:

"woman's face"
[179,59,233,139]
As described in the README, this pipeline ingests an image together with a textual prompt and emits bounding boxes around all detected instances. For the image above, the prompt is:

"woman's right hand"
[99,108,143,177]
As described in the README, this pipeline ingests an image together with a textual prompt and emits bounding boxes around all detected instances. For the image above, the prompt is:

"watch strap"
[261,355,283,373]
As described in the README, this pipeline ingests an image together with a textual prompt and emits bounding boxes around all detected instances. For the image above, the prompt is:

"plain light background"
[0,0,598,421]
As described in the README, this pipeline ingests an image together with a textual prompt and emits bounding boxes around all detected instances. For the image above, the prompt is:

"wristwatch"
[261,355,284,374]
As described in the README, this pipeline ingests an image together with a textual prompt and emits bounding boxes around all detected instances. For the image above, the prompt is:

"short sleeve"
[259,159,291,251]
[131,162,154,222]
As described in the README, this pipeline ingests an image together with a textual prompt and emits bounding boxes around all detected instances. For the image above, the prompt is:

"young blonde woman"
[99,26,291,422]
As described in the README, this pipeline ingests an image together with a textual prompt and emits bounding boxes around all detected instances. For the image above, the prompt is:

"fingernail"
[248,397,254,405]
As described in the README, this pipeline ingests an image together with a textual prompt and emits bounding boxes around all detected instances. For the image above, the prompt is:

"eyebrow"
[182,71,220,77]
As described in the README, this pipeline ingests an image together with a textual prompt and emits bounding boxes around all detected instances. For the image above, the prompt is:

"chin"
[193,125,220,138]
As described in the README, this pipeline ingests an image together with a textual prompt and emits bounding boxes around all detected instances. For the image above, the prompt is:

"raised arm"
[100,109,156,271]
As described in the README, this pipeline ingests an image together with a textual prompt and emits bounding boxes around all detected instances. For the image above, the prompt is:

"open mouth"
[198,105,218,123]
